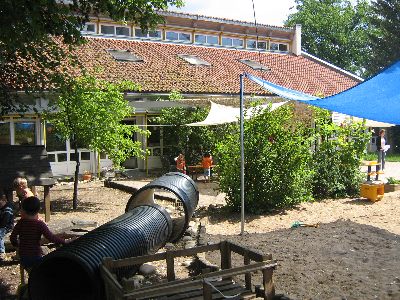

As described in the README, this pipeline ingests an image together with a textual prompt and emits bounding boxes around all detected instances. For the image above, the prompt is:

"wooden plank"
[262,267,275,300]
[166,251,175,281]
[110,243,220,269]
[125,261,276,299]
[44,185,51,222]
[228,241,267,262]
[244,250,251,290]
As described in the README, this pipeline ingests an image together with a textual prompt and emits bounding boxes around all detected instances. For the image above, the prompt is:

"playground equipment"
[28,172,198,300]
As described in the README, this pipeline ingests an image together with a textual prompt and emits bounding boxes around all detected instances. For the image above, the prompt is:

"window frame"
[165,30,192,43]
[222,36,244,48]
[134,28,162,40]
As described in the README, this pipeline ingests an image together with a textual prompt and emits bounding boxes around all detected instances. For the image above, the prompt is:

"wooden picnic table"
[187,165,216,181]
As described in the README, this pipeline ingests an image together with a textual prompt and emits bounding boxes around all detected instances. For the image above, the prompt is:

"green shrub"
[311,109,371,198]
[387,177,400,184]
[216,104,314,213]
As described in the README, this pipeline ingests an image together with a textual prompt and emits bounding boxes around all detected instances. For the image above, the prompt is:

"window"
[107,49,143,62]
[194,34,219,45]
[246,39,267,50]
[45,123,66,152]
[82,23,96,33]
[100,25,130,36]
[222,37,244,48]
[14,122,36,145]
[115,26,130,36]
[0,122,10,144]
[134,28,162,39]
[239,59,270,71]
[270,42,289,52]
[101,25,115,35]
[178,54,211,66]
[165,31,191,42]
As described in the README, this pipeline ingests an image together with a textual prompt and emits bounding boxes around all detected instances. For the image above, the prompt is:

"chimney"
[292,24,302,56]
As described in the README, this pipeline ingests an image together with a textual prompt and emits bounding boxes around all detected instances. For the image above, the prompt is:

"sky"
[172,0,297,27]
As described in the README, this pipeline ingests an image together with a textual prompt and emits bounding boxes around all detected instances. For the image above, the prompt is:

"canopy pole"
[240,74,245,235]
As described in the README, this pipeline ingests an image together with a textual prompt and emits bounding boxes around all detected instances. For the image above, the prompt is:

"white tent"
[186,101,287,126]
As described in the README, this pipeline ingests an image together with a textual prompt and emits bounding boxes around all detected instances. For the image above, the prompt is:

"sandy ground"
[1,165,400,299]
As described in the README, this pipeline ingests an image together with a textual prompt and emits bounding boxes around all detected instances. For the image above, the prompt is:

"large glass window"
[100,25,115,35]
[82,23,96,33]
[246,39,267,50]
[14,122,36,145]
[222,37,244,48]
[0,122,10,144]
[134,28,162,39]
[270,42,289,52]
[115,26,130,36]
[194,34,219,45]
[165,31,191,42]
[45,123,66,152]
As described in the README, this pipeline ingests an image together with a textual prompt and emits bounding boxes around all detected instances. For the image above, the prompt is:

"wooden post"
[43,186,51,222]
[166,251,175,281]
[262,267,275,300]
[244,250,251,290]
[202,279,213,300]
[220,241,232,282]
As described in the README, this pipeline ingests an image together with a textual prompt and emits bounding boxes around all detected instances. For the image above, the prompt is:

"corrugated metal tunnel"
[28,172,198,300]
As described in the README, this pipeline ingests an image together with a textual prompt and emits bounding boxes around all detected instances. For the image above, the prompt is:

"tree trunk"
[73,141,80,210]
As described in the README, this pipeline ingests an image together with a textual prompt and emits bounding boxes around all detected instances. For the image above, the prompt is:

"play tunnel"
[28,172,199,300]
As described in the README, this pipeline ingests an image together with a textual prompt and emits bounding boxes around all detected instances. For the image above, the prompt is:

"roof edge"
[160,10,294,32]
[302,51,364,82]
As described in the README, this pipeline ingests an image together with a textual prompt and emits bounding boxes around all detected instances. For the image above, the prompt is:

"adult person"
[376,129,386,171]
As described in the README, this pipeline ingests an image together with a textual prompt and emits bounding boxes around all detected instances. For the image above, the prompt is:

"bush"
[216,104,314,213]
[311,109,371,199]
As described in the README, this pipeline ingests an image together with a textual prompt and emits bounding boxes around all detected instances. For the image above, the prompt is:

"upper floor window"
[100,24,130,37]
[82,23,96,34]
[270,42,289,52]
[194,34,218,45]
[134,28,162,39]
[246,39,267,50]
[222,37,244,48]
[165,31,191,43]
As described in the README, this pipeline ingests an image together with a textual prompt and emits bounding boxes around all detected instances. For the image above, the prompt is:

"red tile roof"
[75,37,360,97]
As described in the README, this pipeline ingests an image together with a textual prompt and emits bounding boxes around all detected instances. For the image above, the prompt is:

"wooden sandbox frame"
[100,241,277,300]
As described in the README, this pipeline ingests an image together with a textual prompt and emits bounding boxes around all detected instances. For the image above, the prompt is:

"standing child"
[0,192,14,260]
[175,153,186,174]
[13,177,34,207]
[10,196,67,269]
[202,152,213,183]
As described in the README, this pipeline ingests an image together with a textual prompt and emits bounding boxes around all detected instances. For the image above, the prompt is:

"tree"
[0,0,183,114]
[46,74,148,209]
[285,0,372,76]
[366,0,400,75]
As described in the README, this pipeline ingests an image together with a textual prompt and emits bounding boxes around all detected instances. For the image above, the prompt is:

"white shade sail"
[186,101,287,126]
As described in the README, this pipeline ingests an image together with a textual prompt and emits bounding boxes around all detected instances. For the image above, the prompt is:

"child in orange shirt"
[202,153,213,183]
[175,153,186,174]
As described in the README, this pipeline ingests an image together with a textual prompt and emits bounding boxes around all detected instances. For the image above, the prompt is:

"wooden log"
[44,185,51,222]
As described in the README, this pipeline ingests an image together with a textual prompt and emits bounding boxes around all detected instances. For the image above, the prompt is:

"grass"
[364,152,400,162]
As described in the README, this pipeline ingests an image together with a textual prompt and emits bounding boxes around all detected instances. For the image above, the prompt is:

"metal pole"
[240,74,245,235]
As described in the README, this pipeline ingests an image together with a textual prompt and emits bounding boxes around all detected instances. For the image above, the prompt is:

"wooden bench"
[100,241,277,300]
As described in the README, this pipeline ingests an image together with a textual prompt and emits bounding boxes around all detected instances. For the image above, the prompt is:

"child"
[0,192,14,260]
[10,196,67,269]
[13,177,34,207]
[175,153,186,174]
[202,152,213,183]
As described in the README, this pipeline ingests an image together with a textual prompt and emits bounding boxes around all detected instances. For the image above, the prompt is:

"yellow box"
[360,183,384,202]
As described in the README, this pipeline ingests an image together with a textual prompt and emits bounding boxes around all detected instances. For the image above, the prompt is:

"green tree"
[46,74,148,209]
[216,104,314,213]
[366,0,400,75]
[0,0,183,114]
[285,0,372,76]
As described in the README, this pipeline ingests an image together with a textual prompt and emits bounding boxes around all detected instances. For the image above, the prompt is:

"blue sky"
[172,0,297,26]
